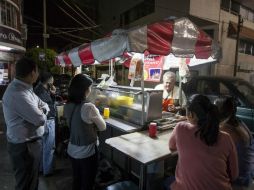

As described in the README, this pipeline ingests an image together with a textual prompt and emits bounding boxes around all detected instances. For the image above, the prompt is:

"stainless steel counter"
[105,130,175,190]
[105,117,143,133]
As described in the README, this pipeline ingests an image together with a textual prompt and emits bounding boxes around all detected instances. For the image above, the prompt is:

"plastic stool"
[105,180,138,190]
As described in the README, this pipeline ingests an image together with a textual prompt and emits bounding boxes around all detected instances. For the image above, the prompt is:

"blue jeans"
[40,119,55,175]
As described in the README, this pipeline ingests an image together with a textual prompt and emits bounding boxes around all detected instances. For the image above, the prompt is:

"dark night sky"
[23,0,98,52]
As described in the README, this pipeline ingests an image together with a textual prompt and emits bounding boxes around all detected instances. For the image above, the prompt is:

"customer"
[2,57,48,190]
[34,71,56,176]
[215,96,254,190]
[155,71,187,113]
[168,94,238,190]
[64,74,106,190]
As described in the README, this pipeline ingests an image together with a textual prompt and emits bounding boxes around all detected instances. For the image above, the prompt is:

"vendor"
[155,71,187,113]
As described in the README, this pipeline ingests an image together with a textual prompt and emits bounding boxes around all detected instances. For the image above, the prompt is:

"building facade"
[98,0,254,82]
[0,0,25,98]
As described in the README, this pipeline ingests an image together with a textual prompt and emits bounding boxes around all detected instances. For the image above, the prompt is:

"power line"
[62,0,101,36]
[24,15,92,41]
[50,26,99,35]
[52,1,101,37]
[73,2,97,27]
[62,0,96,27]
[55,34,83,45]
[27,25,96,30]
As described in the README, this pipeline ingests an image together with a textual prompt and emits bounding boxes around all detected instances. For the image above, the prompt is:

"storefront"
[0,0,26,99]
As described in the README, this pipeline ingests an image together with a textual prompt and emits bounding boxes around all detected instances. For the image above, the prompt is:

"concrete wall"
[98,0,144,32]
[218,10,254,82]
[216,11,237,77]
[98,0,189,32]
[189,0,220,23]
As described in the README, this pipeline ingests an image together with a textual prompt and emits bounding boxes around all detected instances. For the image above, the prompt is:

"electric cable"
[24,15,92,41]
[62,0,97,28]
[52,1,101,36]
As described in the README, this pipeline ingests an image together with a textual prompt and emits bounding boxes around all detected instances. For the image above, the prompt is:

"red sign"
[144,55,164,82]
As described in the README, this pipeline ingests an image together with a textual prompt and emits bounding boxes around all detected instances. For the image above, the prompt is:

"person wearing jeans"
[34,71,56,176]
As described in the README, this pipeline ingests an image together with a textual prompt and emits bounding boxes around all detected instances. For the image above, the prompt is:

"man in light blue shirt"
[2,57,48,190]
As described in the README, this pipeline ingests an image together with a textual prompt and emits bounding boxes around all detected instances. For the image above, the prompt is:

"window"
[221,0,230,11]
[1,2,7,25]
[232,80,254,105]
[120,0,155,26]
[0,1,18,29]
[231,1,240,14]
[239,40,246,53]
[239,40,254,56]
[245,42,252,55]
[221,0,254,23]
[248,11,254,22]
[196,80,219,95]
[6,3,11,26]
[219,83,230,95]
[240,6,248,19]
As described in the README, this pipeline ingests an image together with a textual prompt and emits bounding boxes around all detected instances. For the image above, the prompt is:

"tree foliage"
[25,48,61,74]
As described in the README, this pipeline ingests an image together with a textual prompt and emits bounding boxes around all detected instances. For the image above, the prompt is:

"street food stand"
[56,16,220,124]
[55,17,221,190]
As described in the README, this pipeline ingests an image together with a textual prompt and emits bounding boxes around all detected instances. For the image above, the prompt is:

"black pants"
[71,150,98,190]
[7,139,42,190]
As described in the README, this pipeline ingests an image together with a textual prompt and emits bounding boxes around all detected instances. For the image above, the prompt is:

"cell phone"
[48,83,54,90]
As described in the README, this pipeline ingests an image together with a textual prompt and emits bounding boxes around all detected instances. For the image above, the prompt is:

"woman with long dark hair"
[168,94,238,190]
[64,74,106,190]
[215,96,254,190]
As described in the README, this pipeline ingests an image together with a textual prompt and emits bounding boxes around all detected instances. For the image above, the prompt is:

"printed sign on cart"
[144,55,164,82]
[128,54,143,80]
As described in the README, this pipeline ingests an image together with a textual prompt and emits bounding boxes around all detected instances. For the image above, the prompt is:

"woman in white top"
[64,74,106,190]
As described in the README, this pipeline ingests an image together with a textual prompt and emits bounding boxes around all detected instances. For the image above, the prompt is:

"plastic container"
[149,122,157,138]
[103,107,110,119]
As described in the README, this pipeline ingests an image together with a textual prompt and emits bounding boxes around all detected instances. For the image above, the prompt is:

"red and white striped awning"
[55,17,221,67]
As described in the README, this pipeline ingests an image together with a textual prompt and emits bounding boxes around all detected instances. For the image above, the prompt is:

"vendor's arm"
[81,103,106,131]
[154,83,164,90]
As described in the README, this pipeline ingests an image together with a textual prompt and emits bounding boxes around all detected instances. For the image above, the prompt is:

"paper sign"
[143,55,163,82]
[128,56,142,80]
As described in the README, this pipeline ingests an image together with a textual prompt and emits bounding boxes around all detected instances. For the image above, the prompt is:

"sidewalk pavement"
[0,102,72,190]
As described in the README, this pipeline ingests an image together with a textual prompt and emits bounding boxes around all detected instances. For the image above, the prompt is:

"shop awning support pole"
[179,76,182,107]
[141,55,145,126]
[110,59,113,77]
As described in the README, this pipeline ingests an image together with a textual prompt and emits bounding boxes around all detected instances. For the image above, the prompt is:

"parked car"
[183,76,254,132]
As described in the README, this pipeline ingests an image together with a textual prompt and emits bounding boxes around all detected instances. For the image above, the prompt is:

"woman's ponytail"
[188,94,220,146]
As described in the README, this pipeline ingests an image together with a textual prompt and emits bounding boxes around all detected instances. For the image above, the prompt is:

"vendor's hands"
[168,104,176,112]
